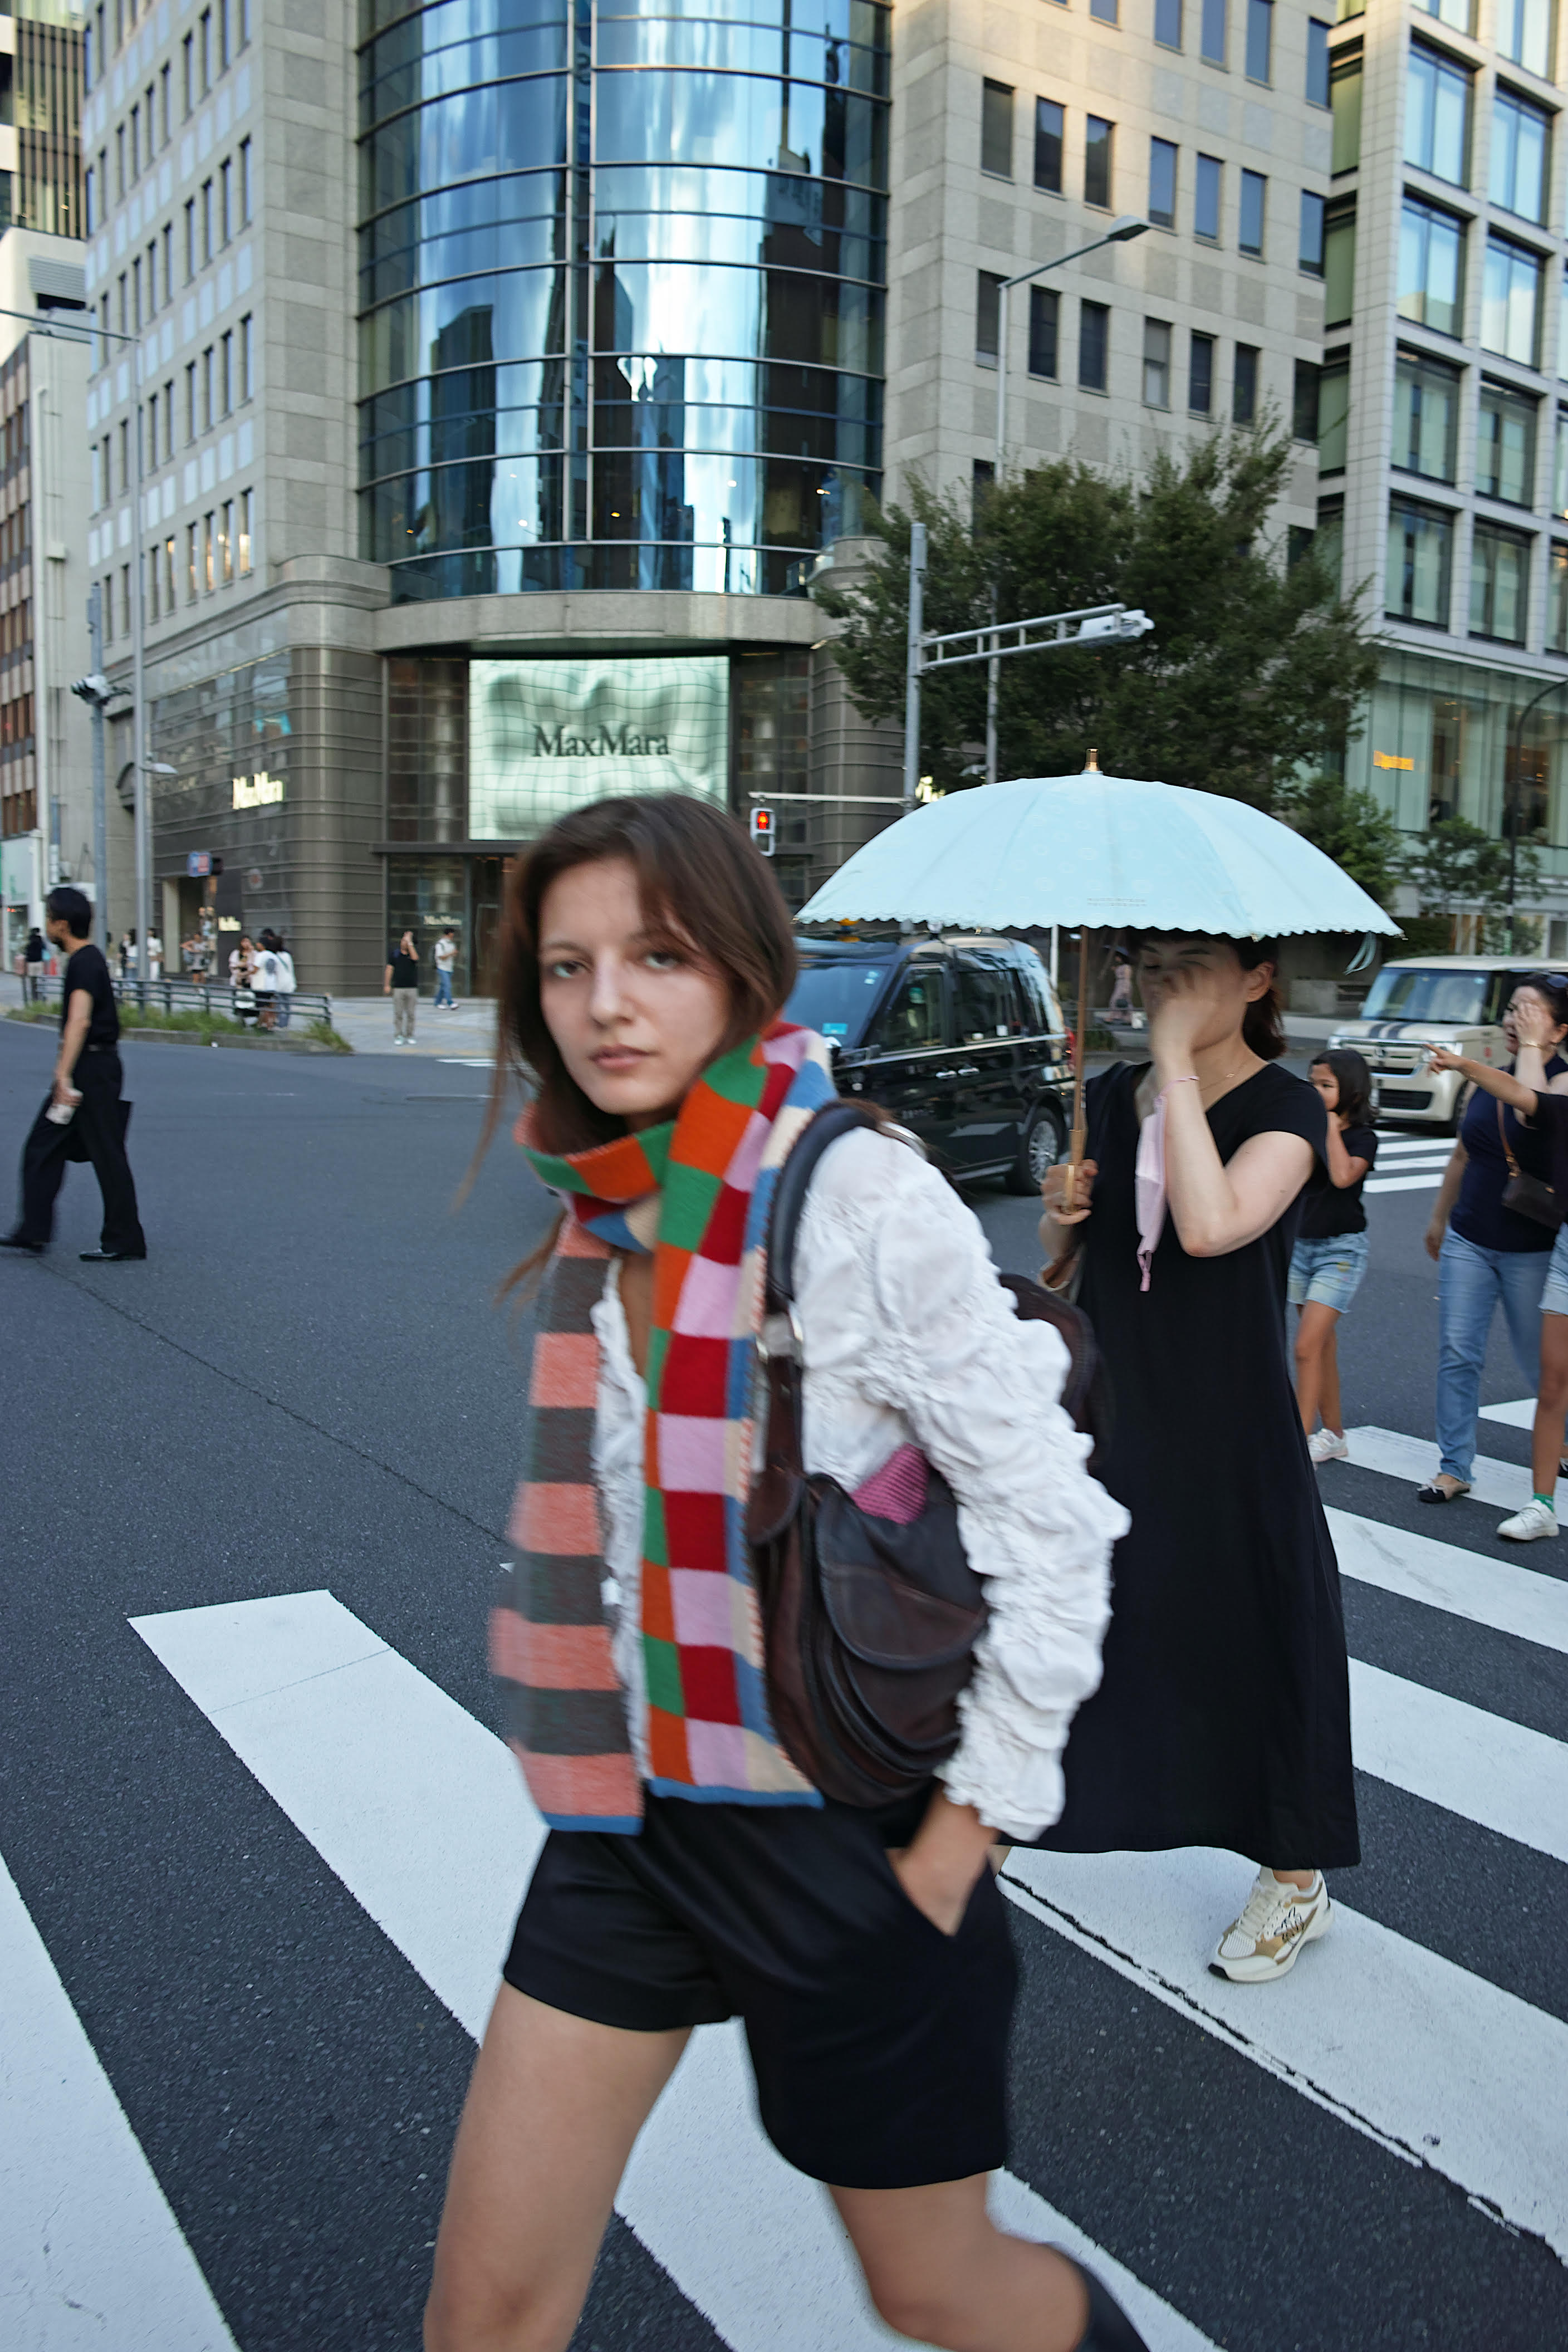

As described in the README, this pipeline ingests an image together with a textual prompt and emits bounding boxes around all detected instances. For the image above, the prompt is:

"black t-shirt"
[389,948,418,987]
[1451,1056,1566,1254]
[61,943,119,1048]
[1298,1122,1378,1238]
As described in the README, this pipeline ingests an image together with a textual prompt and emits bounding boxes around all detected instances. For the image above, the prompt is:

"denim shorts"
[1540,1224,1568,1317]
[1288,1230,1370,1315]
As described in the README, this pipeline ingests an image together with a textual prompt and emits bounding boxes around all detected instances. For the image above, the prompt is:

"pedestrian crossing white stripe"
[1365,1174,1444,1193]
[0,1851,239,2352]
[438,1057,493,1067]
[1375,1138,1454,1153]
[1478,1396,1539,1429]
[1326,1506,1568,1654]
[1000,1844,1568,2262]
[130,1591,1216,2352]
[1351,1657,1568,1864]
[1346,1424,1560,1512]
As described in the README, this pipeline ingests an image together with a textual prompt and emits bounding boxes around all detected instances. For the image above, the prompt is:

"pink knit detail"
[851,1443,929,1525]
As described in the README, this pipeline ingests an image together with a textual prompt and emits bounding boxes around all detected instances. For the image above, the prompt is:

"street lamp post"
[1507,677,1568,953]
[984,215,1151,787]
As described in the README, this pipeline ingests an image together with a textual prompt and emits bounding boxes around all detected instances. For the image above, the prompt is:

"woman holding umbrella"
[1039,932,1359,1981]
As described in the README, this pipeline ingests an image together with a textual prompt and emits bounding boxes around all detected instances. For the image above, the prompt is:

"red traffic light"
[749,805,776,856]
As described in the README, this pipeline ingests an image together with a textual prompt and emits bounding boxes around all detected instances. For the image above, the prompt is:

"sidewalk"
[329,993,498,1060]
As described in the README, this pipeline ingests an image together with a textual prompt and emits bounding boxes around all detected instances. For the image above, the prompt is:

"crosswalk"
[1364,1131,1456,1194]
[3,1422,1566,2347]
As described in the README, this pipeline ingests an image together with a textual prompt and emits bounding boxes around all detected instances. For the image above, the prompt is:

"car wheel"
[1005,1100,1067,1193]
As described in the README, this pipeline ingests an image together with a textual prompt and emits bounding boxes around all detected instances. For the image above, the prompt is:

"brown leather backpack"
[747,1101,1110,1808]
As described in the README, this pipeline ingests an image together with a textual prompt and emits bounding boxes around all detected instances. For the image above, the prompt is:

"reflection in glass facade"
[356,0,889,600]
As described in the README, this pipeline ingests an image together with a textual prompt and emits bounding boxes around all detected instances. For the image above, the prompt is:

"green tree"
[1278,773,1403,908]
[820,423,1383,805]
[1399,815,1541,950]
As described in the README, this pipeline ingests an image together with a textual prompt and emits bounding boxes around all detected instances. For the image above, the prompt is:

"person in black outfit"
[1288,1048,1379,1462]
[2,887,147,1262]
[1039,932,1356,1985]
[23,925,46,1002]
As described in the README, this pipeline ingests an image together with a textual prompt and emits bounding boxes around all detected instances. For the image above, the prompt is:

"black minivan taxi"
[784,932,1073,1189]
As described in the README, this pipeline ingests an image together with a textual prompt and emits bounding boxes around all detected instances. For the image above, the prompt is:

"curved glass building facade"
[357,0,889,600]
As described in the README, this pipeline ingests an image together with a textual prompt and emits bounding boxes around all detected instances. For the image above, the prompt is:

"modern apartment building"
[1327,0,1568,942]
[81,0,1334,988]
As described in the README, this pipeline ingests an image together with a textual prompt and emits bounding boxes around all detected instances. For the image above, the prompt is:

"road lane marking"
[1000,1844,1568,2262]
[1365,1174,1444,1193]
[1350,1658,1568,1864]
[1478,1397,1538,1429]
[0,1852,238,2352]
[1327,1506,1568,1654]
[1345,1425,1562,1512]
[130,1591,1216,2352]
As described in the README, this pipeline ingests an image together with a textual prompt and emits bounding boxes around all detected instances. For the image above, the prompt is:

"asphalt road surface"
[2,1021,1565,2352]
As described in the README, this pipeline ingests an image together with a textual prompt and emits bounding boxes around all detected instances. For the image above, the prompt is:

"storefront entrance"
[384,853,514,997]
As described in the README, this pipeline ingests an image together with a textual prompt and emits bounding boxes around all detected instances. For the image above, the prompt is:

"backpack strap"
[765,1100,883,1312]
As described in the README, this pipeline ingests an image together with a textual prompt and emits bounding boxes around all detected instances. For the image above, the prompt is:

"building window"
[239,489,253,575]
[1406,46,1470,187]
[185,361,197,442]
[1415,0,1473,27]
[1189,331,1214,413]
[202,346,214,433]
[240,314,253,400]
[220,158,232,246]
[1549,543,1568,653]
[982,80,1014,178]
[1307,17,1330,106]
[1150,138,1177,228]
[1239,169,1266,256]
[1394,350,1462,482]
[1387,498,1454,625]
[1482,234,1543,364]
[1331,49,1363,174]
[1233,344,1259,423]
[201,179,214,266]
[1477,381,1538,504]
[182,32,193,116]
[1292,359,1321,442]
[200,7,213,95]
[1244,0,1272,82]
[219,501,233,584]
[1287,525,1316,569]
[1300,189,1325,275]
[1089,0,1118,21]
[1195,153,1222,241]
[184,199,195,282]
[239,137,252,224]
[1144,319,1172,406]
[1492,90,1550,224]
[1500,0,1554,78]
[161,537,176,614]
[1316,355,1350,469]
[1080,301,1109,393]
[1398,198,1464,337]
[1325,199,1356,323]
[1028,285,1060,378]
[1035,99,1064,194]
[1085,116,1114,208]
[976,271,1003,365]
[1200,0,1226,64]
[1471,522,1530,641]
[1156,0,1183,48]
[1556,409,1568,513]
[203,513,216,593]
[220,331,233,416]
[1316,497,1345,589]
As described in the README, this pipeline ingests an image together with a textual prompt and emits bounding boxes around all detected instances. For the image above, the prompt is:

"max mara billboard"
[467,657,730,839]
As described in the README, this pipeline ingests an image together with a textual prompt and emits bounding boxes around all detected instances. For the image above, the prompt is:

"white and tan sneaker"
[1308,1428,1349,1464]
[1498,1500,1557,1542]
[1211,1868,1331,1983]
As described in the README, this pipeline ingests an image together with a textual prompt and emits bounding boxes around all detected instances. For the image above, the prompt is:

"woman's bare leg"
[425,1986,689,2352]
[1293,1302,1337,1433]
[832,2173,1089,2352]
[1531,1312,1568,1496]
[1318,1314,1344,1438]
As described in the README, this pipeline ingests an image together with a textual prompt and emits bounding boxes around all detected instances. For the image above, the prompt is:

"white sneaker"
[1308,1428,1349,1464]
[1498,1500,1557,1542]
[1212,1868,1331,1983]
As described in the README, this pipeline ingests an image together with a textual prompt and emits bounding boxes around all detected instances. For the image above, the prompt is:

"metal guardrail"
[19,973,334,1030]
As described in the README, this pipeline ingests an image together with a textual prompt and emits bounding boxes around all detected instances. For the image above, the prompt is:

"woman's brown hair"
[486,792,799,1159]
[1129,932,1286,1060]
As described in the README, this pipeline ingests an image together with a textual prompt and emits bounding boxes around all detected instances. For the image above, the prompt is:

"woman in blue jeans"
[1418,973,1568,1503]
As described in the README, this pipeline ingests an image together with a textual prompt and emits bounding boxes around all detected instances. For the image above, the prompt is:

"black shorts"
[503,1787,1017,2191]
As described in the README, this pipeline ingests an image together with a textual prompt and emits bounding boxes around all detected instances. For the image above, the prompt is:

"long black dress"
[1036,1060,1360,1868]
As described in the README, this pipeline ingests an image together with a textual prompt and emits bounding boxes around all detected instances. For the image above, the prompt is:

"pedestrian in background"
[146,930,163,982]
[253,933,280,1030]
[1290,1049,1378,1464]
[433,925,457,1010]
[1428,984,1568,1540]
[23,924,45,1003]
[1,886,146,1262]
[229,933,258,1027]
[428,794,1142,2352]
[1108,948,1133,1024]
[273,933,296,1028]
[385,929,418,1044]
[1039,931,1356,1984]
[1414,974,1568,1505]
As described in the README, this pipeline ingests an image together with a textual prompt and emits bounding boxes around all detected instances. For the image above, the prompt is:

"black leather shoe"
[1061,2255,1151,2352]
[79,1247,147,1262]
[1,1232,44,1253]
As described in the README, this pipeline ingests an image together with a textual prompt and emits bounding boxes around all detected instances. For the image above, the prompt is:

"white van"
[1327,955,1566,1130]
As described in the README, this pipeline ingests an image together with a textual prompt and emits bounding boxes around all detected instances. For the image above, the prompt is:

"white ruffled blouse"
[589,1124,1129,1842]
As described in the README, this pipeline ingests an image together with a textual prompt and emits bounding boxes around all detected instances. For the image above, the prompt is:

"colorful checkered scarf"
[491,1022,836,1831]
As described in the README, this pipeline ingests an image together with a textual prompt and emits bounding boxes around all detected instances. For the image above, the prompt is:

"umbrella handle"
[1067,924,1090,1177]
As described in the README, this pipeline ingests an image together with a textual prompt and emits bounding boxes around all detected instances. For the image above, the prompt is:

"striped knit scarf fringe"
[490,1022,836,1831]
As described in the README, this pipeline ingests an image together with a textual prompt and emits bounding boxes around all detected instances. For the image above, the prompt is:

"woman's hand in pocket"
[886,1792,997,1935]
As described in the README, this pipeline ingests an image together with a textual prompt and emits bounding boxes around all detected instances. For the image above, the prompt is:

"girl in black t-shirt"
[1289,1050,1378,1463]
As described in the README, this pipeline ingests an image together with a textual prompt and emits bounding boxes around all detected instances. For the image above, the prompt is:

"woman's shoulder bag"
[1497,1100,1564,1229]
[746,1100,1110,1807]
